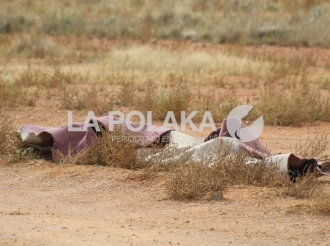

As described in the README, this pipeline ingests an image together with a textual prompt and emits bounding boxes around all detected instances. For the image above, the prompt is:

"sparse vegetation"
[279,173,330,215]
[57,128,140,169]
[153,82,191,121]
[165,136,330,216]
[59,86,114,115]
[1,0,330,224]
[1,0,330,47]
[254,83,327,125]
[165,139,288,200]
[0,113,37,163]
[165,161,226,200]
[280,173,320,199]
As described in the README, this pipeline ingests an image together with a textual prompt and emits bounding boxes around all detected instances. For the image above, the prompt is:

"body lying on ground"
[18,117,330,182]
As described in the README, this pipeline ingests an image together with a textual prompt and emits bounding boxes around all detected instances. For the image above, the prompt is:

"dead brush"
[310,186,330,214]
[279,172,321,199]
[280,134,330,214]
[135,81,157,113]
[213,156,288,188]
[134,82,240,124]
[59,128,141,169]
[292,135,329,162]
[0,82,35,108]
[0,114,24,156]
[142,143,188,171]
[154,82,191,121]
[118,81,137,107]
[14,63,74,88]
[254,83,325,125]
[194,87,215,121]
[135,144,184,180]
[165,139,288,200]
[165,161,227,200]
[2,0,330,47]
[0,113,36,163]
[291,133,330,198]
[207,141,288,187]
[321,99,330,122]
[0,62,76,108]
[60,88,87,111]
[279,173,330,214]
[59,86,114,115]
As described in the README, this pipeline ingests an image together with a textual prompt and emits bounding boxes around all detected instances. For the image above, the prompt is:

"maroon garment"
[19,116,172,162]
[204,119,271,158]
[204,119,308,167]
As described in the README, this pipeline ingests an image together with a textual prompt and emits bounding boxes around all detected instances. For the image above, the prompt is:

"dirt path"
[1,158,330,246]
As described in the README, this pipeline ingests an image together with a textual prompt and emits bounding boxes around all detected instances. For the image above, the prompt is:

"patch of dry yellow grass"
[0,45,272,86]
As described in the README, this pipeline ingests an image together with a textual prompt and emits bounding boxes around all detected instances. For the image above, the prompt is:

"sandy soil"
[2,111,330,246]
[1,161,330,246]
[1,40,330,245]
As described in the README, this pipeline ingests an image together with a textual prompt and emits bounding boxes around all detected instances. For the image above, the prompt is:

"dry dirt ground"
[1,41,330,245]
[1,158,330,246]
[2,112,330,246]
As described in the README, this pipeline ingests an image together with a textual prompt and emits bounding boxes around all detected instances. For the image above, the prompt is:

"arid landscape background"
[1,0,330,245]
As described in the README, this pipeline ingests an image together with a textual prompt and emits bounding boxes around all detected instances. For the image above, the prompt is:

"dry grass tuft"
[254,83,326,125]
[293,135,329,162]
[14,64,74,88]
[280,173,320,199]
[0,62,76,108]
[280,174,330,214]
[311,187,330,214]
[165,135,330,209]
[165,161,226,200]
[154,82,191,121]
[0,114,24,156]
[165,139,288,200]
[118,81,137,107]
[280,135,330,214]
[0,113,37,163]
[0,82,35,108]
[59,128,140,169]
[59,88,87,111]
[59,86,114,115]
[133,81,241,123]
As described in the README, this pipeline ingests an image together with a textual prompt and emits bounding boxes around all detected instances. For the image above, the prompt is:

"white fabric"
[20,129,294,173]
[147,131,291,173]
[19,131,53,150]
